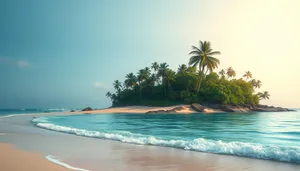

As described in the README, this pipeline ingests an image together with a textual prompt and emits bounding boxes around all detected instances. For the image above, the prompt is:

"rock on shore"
[145,107,185,114]
[145,104,294,114]
[82,107,93,111]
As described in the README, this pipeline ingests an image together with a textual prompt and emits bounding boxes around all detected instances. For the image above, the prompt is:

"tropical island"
[105,41,291,113]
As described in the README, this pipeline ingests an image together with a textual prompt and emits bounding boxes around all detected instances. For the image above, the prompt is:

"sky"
[0,0,300,109]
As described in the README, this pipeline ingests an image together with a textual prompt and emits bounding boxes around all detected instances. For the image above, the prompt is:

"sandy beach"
[6,105,214,117]
[0,143,70,171]
[83,105,197,114]
[65,105,197,115]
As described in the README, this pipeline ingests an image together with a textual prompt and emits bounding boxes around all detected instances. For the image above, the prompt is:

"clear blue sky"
[1,0,299,109]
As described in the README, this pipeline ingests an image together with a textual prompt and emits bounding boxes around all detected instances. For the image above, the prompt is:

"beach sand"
[10,105,217,117]
[90,105,197,114]
[0,143,70,171]
[0,105,224,119]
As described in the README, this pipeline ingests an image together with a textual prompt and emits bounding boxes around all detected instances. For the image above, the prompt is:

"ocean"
[0,108,75,116]
[30,109,300,164]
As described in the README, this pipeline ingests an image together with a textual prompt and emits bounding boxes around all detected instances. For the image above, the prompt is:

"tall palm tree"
[124,73,137,89]
[151,62,159,74]
[113,80,122,92]
[226,67,236,79]
[189,41,220,93]
[243,71,252,81]
[177,64,187,75]
[157,62,169,96]
[258,91,270,100]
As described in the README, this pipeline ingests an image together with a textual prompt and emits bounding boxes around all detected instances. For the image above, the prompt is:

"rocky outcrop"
[218,105,236,112]
[191,103,206,112]
[190,103,293,113]
[82,107,93,111]
[146,106,185,114]
[251,105,294,112]
[70,110,76,112]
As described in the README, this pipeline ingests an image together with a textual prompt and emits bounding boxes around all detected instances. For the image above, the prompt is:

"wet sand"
[0,143,70,171]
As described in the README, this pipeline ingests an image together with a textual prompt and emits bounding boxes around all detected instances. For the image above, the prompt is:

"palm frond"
[207,51,221,56]
[189,55,201,66]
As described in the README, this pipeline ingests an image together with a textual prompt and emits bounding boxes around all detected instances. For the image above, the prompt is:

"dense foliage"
[106,41,269,107]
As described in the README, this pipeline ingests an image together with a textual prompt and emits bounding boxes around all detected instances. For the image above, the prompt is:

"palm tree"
[243,71,252,81]
[226,67,236,79]
[251,79,262,89]
[189,41,220,93]
[113,80,122,92]
[137,69,146,86]
[164,69,176,91]
[256,80,262,89]
[124,73,137,89]
[106,92,112,98]
[148,73,157,87]
[151,62,159,74]
[251,79,257,87]
[157,63,169,96]
[218,69,225,77]
[144,67,151,77]
[177,64,187,75]
[258,91,270,100]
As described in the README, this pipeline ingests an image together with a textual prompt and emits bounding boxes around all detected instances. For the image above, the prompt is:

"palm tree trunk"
[163,78,167,97]
[196,76,203,94]
[196,65,205,94]
[168,80,172,91]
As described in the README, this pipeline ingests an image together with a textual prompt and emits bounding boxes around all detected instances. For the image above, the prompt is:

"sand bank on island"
[57,105,221,115]
[87,105,197,114]
[0,143,71,171]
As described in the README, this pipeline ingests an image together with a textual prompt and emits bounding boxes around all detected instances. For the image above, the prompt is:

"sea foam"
[34,120,300,163]
[46,155,90,171]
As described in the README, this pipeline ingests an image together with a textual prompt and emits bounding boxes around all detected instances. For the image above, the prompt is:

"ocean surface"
[0,108,75,116]
[30,109,300,164]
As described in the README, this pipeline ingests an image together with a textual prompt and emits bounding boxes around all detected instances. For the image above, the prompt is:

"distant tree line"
[106,41,270,106]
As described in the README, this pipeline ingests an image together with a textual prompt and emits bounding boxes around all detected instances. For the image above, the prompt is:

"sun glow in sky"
[0,0,299,108]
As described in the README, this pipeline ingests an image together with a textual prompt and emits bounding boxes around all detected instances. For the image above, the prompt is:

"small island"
[105,41,292,113]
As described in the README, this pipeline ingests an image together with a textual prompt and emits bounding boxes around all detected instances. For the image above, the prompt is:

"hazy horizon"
[1,0,300,109]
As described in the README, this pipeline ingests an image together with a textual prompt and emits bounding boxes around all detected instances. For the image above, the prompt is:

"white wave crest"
[0,114,18,119]
[35,122,300,163]
[46,155,89,171]
[32,117,49,123]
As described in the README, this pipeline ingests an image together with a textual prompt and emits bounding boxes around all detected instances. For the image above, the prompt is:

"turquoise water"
[32,110,300,163]
[0,108,75,116]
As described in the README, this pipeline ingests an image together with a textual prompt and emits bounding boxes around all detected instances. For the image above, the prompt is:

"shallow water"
[32,110,300,163]
[0,108,74,115]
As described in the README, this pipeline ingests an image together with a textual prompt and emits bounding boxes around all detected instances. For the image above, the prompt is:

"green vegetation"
[106,41,270,107]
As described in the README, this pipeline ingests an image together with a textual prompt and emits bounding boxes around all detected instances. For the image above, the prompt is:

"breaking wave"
[33,118,300,163]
